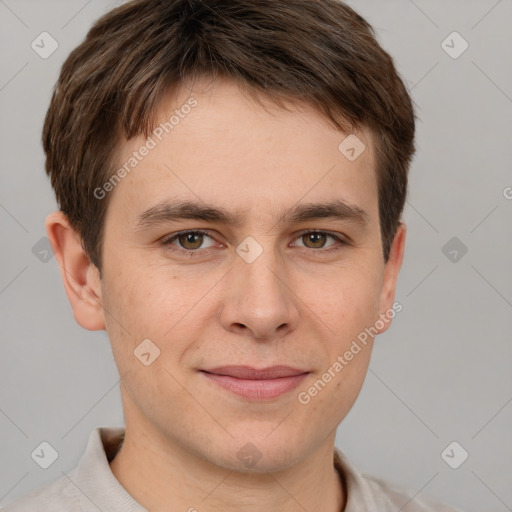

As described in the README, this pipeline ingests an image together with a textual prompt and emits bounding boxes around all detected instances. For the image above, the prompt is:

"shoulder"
[361,473,463,512]
[1,468,80,512]
[334,449,463,512]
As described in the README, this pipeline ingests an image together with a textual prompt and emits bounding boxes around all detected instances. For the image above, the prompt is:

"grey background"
[1,0,511,510]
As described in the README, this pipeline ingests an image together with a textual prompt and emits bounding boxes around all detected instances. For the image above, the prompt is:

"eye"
[162,230,218,253]
[161,229,346,257]
[292,230,346,251]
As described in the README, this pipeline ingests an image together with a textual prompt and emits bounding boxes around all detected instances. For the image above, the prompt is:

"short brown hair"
[43,0,415,271]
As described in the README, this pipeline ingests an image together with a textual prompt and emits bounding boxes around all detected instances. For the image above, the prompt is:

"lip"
[200,365,310,400]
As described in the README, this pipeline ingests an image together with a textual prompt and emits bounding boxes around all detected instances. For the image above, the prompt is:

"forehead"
[106,77,379,227]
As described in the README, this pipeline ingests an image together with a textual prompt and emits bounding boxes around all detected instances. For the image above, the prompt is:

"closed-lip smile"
[200,365,310,400]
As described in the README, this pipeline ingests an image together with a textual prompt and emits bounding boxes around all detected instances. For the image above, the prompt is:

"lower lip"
[201,372,309,400]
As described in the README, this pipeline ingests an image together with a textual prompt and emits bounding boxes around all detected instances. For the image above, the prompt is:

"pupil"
[180,233,202,249]
[307,233,325,247]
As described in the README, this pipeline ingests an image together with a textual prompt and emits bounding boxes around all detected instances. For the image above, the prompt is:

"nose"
[219,246,300,341]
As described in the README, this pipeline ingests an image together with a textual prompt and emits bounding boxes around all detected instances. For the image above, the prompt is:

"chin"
[204,425,310,474]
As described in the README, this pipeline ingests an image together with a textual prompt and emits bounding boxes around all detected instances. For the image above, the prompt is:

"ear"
[376,222,406,334]
[45,211,106,331]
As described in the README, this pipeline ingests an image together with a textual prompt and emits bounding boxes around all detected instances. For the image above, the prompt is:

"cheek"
[101,264,216,365]
[307,262,383,341]
[100,269,200,407]
[104,262,184,327]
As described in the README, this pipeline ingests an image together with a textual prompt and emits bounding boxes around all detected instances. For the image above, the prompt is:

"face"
[95,77,404,472]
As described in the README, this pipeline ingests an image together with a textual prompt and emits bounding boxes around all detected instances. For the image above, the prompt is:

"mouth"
[199,365,310,401]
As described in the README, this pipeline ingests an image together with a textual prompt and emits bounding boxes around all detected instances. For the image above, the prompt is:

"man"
[4,0,461,510]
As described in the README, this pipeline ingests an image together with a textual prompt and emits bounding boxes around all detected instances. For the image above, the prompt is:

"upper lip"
[201,365,309,379]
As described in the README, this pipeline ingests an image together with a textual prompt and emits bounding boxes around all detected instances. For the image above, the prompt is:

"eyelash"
[160,229,347,257]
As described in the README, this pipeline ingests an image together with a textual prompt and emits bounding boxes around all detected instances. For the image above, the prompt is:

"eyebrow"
[132,198,369,230]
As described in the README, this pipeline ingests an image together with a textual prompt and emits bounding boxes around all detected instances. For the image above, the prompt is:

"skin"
[46,76,406,512]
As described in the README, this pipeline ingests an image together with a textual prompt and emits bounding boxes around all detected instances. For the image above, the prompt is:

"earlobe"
[45,211,106,331]
[376,222,406,334]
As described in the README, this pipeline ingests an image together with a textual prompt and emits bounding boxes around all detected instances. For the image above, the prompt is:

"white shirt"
[2,426,462,511]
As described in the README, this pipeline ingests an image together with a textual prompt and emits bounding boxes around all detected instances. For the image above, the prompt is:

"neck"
[109,423,345,512]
